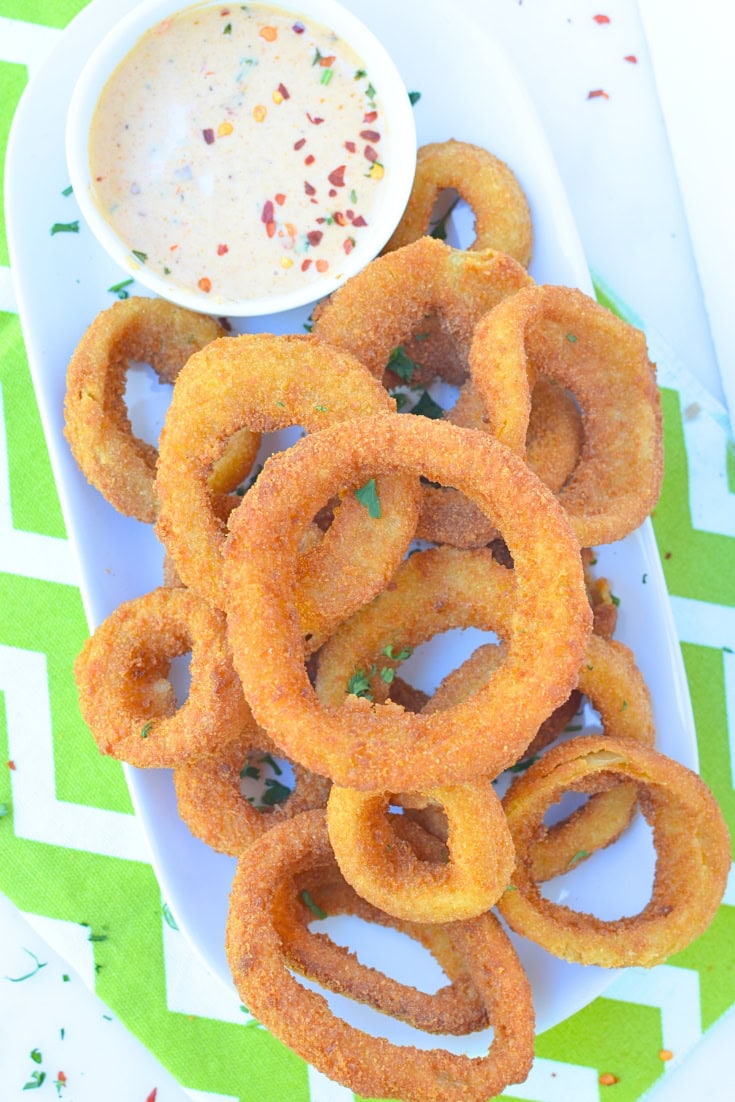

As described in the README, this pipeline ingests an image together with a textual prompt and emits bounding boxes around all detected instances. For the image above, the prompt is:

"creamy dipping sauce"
[88,2,388,300]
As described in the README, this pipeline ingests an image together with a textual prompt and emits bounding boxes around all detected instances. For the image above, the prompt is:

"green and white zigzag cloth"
[1,3,734,1101]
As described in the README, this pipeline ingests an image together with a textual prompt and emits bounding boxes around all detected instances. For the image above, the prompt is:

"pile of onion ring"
[67,140,729,1102]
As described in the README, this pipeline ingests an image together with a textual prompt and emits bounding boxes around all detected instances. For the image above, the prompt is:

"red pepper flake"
[292,22,305,33]
[659,1050,674,1062]
[343,237,355,254]
[294,138,306,150]
[265,221,276,238]
[364,145,379,162]
[351,215,367,228]
[307,230,323,246]
[301,258,312,271]
[316,217,325,223]
[316,259,329,273]
[624,54,638,63]
[363,110,378,123]
[277,82,290,99]
[216,243,228,256]
[57,1071,67,1085]
[275,193,286,205]
[220,7,230,14]
[360,129,380,141]
[333,211,347,226]
[304,154,315,165]
[344,141,357,153]
[599,1073,618,1086]
[664,551,672,560]
[328,165,346,187]
[145,1091,158,1102]
[304,181,316,196]
[319,55,336,67]
[593,14,611,24]
[261,199,274,223]
[587,89,610,99]
[328,188,337,197]
[7,760,16,770]
[307,113,325,125]
[202,128,215,144]
[198,277,212,293]
[260,26,278,42]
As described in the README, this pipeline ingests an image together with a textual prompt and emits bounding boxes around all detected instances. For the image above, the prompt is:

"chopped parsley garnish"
[354,478,381,518]
[22,1071,46,1090]
[347,668,374,699]
[391,391,409,411]
[300,890,327,919]
[240,764,260,779]
[611,593,621,606]
[162,903,179,930]
[567,849,589,868]
[429,196,459,241]
[365,82,377,100]
[382,644,413,662]
[132,249,148,263]
[379,666,395,684]
[108,278,133,299]
[0,803,9,818]
[261,752,283,776]
[566,333,578,343]
[261,778,291,806]
[50,221,79,236]
[141,721,152,739]
[30,1049,42,1064]
[410,391,443,419]
[387,345,419,382]
[320,68,334,86]
[408,90,421,105]
[354,68,367,79]
[61,184,73,197]
[507,754,540,774]
[223,21,232,33]
[5,948,47,982]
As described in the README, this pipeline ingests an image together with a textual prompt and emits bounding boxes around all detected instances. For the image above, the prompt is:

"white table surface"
[1,1,732,1099]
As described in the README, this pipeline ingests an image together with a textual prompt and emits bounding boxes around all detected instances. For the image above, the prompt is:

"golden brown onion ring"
[417,376,584,548]
[274,847,491,1036]
[224,415,591,790]
[326,778,515,923]
[74,586,248,767]
[498,735,730,967]
[311,237,531,384]
[383,139,533,266]
[64,297,258,523]
[173,721,331,856]
[226,810,535,1102]
[468,285,664,546]
[155,333,420,646]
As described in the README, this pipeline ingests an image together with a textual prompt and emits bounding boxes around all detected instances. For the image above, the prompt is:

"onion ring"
[74,586,248,767]
[417,376,584,548]
[155,333,420,645]
[224,414,591,790]
[173,721,331,856]
[467,284,664,545]
[383,139,533,266]
[326,778,515,923]
[64,297,258,523]
[311,236,531,384]
[497,735,731,967]
[273,846,491,1036]
[226,810,535,1102]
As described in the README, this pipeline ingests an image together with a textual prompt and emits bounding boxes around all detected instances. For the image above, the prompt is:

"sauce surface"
[89,2,388,300]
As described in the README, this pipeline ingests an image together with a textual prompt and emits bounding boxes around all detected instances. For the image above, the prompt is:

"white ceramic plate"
[7,0,696,1046]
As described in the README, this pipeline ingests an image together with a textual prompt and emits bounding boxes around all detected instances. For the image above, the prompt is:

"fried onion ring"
[383,140,533,266]
[326,778,515,923]
[468,284,664,545]
[273,848,491,1036]
[224,415,591,790]
[74,586,248,767]
[226,810,535,1102]
[497,736,731,967]
[417,376,584,548]
[311,236,531,384]
[155,333,420,645]
[173,720,331,856]
[64,297,258,523]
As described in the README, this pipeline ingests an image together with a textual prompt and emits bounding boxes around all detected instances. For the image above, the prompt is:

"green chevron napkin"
[1,3,734,1101]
